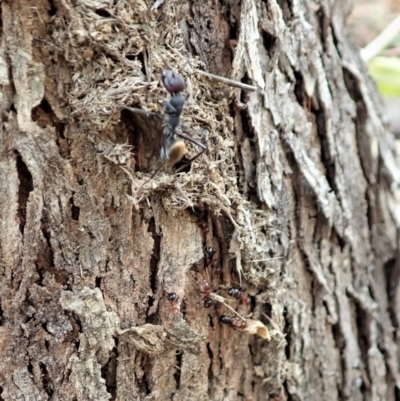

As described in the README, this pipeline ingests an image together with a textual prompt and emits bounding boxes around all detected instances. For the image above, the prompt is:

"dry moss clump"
[52,0,283,287]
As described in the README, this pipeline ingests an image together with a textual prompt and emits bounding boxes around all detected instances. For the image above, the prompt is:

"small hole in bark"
[125,54,137,61]
[27,361,34,375]
[173,156,192,173]
[95,9,111,18]
[261,31,276,54]
[70,196,80,221]
[293,70,305,107]
[135,51,147,76]
[48,0,57,16]
[32,98,54,128]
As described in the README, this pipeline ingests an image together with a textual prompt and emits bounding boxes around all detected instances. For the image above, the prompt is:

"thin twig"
[151,0,165,11]
[196,70,258,92]
[122,106,162,119]
[361,14,400,62]
[210,293,246,321]
[246,257,284,262]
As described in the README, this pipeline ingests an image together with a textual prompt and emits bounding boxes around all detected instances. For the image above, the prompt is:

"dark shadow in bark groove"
[394,386,400,401]
[173,349,183,388]
[35,214,56,286]
[274,0,292,24]
[39,362,54,397]
[139,354,152,396]
[283,306,292,359]
[134,51,147,76]
[101,346,118,399]
[315,110,337,197]
[342,68,375,197]
[261,30,277,57]
[235,103,258,199]
[95,8,111,18]
[122,109,161,173]
[206,342,213,385]
[331,321,345,397]
[16,152,33,235]
[293,70,306,108]
[385,257,400,334]
[69,195,80,221]
[147,216,161,318]
[32,98,69,157]
[354,302,370,373]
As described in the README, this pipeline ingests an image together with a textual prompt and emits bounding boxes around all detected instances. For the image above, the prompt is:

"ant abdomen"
[219,315,232,325]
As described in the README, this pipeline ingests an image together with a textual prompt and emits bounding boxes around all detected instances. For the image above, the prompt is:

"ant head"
[228,288,241,298]
[205,247,216,259]
[204,298,213,308]
[162,70,185,94]
[167,293,177,302]
[219,315,232,325]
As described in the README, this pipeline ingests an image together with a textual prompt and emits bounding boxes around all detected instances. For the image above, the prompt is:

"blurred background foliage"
[369,57,400,97]
[348,0,400,135]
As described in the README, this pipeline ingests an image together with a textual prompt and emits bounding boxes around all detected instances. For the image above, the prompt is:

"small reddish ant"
[198,278,213,308]
[228,287,249,305]
[219,315,247,330]
[167,292,180,315]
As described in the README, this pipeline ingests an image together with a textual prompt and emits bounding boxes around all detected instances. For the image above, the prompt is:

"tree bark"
[1,0,400,400]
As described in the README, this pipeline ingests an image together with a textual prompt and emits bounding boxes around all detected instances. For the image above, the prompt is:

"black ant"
[204,247,216,260]
[198,278,213,308]
[228,287,249,305]
[219,315,247,331]
[143,70,207,184]
[167,292,180,315]
[268,390,281,401]
[204,246,221,273]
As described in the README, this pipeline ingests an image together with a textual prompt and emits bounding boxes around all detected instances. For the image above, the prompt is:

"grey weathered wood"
[0,0,399,400]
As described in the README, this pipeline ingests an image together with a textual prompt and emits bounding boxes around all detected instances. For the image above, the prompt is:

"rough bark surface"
[1,0,400,400]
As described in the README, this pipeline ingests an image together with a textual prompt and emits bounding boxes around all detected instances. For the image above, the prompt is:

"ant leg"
[123,106,163,121]
[139,162,165,189]
[174,132,207,173]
